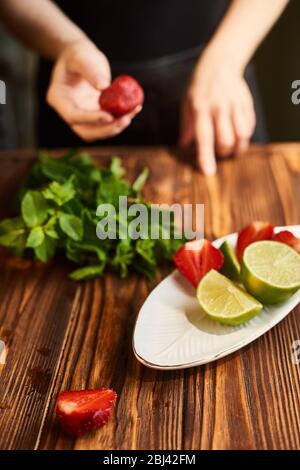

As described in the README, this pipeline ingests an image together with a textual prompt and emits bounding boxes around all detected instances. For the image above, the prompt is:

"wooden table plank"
[0,145,299,450]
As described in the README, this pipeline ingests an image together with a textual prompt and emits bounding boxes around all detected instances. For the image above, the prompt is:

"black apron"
[37,0,268,147]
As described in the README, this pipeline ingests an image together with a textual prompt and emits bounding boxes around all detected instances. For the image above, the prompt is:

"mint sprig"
[0,151,184,280]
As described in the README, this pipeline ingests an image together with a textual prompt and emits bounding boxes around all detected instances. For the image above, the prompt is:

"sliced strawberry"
[237,222,274,261]
[273,230,300,254]
[173,239,224,288]
[56,388,117,436]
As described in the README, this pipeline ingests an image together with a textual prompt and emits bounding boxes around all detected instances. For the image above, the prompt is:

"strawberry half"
[173,239,224,288]
[237,222,274,261]
[99,75,144,117]
[273,230,300,254]
[56,388,117,436]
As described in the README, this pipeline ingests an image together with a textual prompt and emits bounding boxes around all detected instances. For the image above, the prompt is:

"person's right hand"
[47,40,141,141]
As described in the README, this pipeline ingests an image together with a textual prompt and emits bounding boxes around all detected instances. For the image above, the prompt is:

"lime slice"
[220,240,241,281]
[241,240,300,304]
[197,270,263,325]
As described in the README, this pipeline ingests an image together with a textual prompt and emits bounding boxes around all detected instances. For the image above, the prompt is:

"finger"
[130,104,143,117]
[232,86,256,154]
[47,88,114,125]
[98,105,142,121]
[232,104,255,154]
[179,100,194,147]
[195,113,216,175]
[68,44,111,90]
[120,105,143,119]
[72,115,132,141]
[244,100,256,134]
[214,110,235,158]
[62,105,113,125]
[242,85,257,132]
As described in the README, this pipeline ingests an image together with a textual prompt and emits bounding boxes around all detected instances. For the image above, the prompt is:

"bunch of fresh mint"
[0,150,183,280]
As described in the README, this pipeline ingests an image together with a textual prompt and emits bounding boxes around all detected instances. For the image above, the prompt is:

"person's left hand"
[180,50,256,175]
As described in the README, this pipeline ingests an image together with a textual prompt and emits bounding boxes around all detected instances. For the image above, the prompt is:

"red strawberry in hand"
[273,230,300,253]
[100,75,144,117]
[173,239,224,288]
[237,221,274,261]
[56,388,117,436]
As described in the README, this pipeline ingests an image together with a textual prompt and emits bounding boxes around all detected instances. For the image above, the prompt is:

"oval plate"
[133,226,300,370]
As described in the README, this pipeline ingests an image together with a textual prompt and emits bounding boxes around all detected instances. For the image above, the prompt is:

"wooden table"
[0,144,299,450]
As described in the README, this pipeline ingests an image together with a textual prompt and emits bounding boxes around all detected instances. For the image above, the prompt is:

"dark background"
[255,0,300,141]
[1,0,300,149]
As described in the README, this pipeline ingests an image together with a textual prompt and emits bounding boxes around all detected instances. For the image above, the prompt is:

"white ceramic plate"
[133,225,300,370]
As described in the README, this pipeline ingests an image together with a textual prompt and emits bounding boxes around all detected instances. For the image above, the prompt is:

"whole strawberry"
[56,388,117,436]
[99,75,144,117]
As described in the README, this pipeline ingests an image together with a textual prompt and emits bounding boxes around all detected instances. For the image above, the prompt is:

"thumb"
[67,42,111,90]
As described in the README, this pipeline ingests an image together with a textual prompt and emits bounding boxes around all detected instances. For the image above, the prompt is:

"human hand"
[180,51,256,175]
[47,40,141,141]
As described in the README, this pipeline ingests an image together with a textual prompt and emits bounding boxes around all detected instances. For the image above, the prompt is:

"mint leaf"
[39,154,74,183]
[110,157,125,179]
[134,239,157,280]
[43,176,76,206]
[66,239,107,264]
[0,217,28,255]
[44,216,59,239]
[34,235,56,262]
[59,213,83,241]
[27,226,45,248]
[66,210,108,265]
[133,168,149,192]
[69,264,105,281]
[60,148,81,162]
[62,198,83,218]
[0,218,26,246]
[21,191,48,228]
[112,239,134,278]
[66,239,88,265]
[136,239,156,265]
[97,173,130,206]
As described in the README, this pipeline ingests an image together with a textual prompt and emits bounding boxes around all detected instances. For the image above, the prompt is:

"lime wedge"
[241,240,300,304]
[197,270,263,325]
[220,240,241,281]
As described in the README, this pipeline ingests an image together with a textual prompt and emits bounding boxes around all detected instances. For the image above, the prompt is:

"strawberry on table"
[100,75,144,117]
[237,221,274,261]
[56,388,117,436]
[273,230,300,254]
[173,239,224,288]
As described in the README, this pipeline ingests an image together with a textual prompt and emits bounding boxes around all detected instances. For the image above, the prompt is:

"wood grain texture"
[0,145,299,450]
